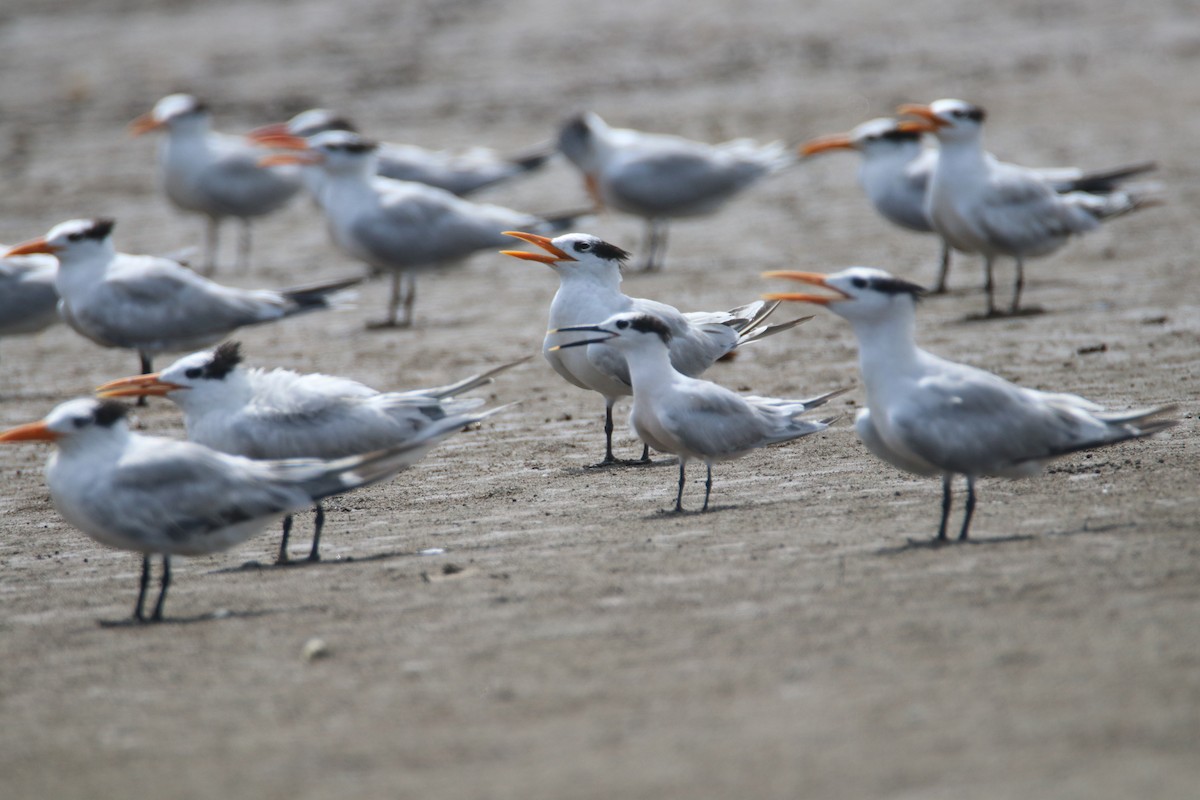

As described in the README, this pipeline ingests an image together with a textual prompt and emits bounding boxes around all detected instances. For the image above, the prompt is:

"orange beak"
[4,237,56,257]
[500,231,575,266]
[94,373,185,399]
[244,122,292,142]
[799,133,856,157]
[257,150,323,167]
[0,420,58,443]
[895,104,947,130]
[246,131,310,150]
[583,173,605,211]
[761,271,851,305]
[128,111,164,137]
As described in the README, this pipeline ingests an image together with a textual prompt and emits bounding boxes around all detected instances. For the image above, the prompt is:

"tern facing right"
[0,398,490,622]
[557,112,793,271]
[765,267,1176,542]
[503,232,808,466]
[553,312,842,512]
[97,342,522,564]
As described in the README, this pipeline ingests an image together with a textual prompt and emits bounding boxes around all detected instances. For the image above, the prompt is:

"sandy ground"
[1,1,1199,798]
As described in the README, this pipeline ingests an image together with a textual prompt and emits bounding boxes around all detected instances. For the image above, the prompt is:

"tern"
[557,112,793,271]
[896,99,1158,316]
[801,118,1157,294]
[0,248,58,339]
[130,93,303,275]
[0,398,495,622]
[97,342,524,564]
[259,130,586,328]
[247,108,553,197]
[4,218,360,383]
[765,266,1177,542]
[552,312,842,512]
[502,231,808,465]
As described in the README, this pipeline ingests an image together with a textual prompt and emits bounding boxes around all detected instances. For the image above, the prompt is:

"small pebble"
[302,637,330,662]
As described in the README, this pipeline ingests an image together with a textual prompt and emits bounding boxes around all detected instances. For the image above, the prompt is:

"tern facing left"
[898,99,1159,316]
[97,342,523,564]
[553,312,842,512]
[0,398,487,622]
[0,248,58,339]
[766,267,1177,542]
[130,94,303,275]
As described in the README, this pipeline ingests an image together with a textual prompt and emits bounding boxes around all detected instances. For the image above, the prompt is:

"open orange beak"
[500,231,575,266]
[0,420,58,443]
[761,271,851,305]
[128,112,164,137]
[4,237,56,257]
[895,104,947,130]
[799,133,856,157]
[94,373,185,399]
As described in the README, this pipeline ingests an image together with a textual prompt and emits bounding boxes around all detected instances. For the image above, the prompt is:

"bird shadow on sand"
[214,548,421,574]
[95,605,311,629]
[876,533,1036,556]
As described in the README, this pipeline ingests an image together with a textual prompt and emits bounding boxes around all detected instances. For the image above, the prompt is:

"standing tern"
[502,231,808,466]
[258,130,586,328]
[552,312,842,512]
[800,118,1157,294]
[0,248,58,339]
[4,218,360,382]
[557,112,793,271]
[97,342,523,564]
[765,267,1176,542]
[130,93,303,275]
[247,108,553,197]
[896,99,1159,316]
[0,397,495,622]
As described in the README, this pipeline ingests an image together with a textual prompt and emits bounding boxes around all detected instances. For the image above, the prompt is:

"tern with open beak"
[503,231,808,466]
[765,266,1176,542]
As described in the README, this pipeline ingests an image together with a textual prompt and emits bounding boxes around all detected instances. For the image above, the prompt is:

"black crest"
[868,275,927,299]
[879,128,922,144]
[332,138,377,154]
[324,116,358,133]
[592,241,630,262]
[86,218,116,241]
[93,400,129,428]
[963,105,986,123]
[625,314,673,344]
[561,114,591,139]
[205,341,243,379]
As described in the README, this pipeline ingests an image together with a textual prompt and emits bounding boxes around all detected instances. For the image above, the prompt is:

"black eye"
[73,417,88,428]
[185,368,202,379]
[616,319,629,329]
[574,241,592,252]
[851,277,867,289]
[67,233,82,242]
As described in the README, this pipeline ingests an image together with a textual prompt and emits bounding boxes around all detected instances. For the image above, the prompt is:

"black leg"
[638,442,651,463]
[983,256,997,316]
[701,464,713,512]
[674,460,686,513]
[958,476,977,541]
[306,503,324,562]
[136,351,153,407]
[936,474,953,541]
[589,403,619,467]
[134,553,151,621]
[277,515,293,565]
[934,239,951,294]
[1010,256,1024,314]
[150,555,171,622]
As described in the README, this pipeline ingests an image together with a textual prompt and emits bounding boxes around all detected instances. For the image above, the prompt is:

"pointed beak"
[246,131,310,150]
[799,133,856,157]
[257,150,323,167]
[761,271,851,305]
[94,373,185,399]
[128,112,164,137]
[500,231,574,266]
[546,323,616,350]
[4,237,56,257]
[0,420,58,443]
[244,122,292,142]
[895,104,947,130]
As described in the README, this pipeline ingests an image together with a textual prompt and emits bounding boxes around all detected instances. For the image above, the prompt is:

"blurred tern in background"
[0,398,495,622]
[557,112,794,271]
[258,130,586,328]
[130,93,303,275]
[765,266,1176,542]
[5,218,359,385]
[0,247,58,340]
[503,231,808,466]
[897,99,1159,316]
[247,108,553,197]
[98,342,523,564]
[552,312,842,512]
